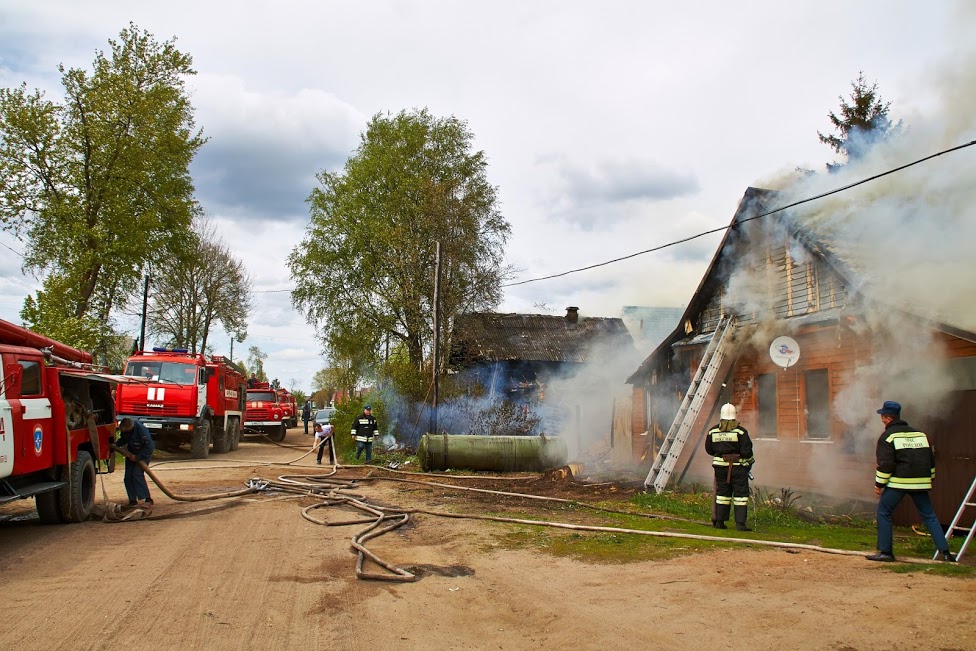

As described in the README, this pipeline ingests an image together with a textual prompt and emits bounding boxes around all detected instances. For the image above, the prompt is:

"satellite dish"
[769,336,800,369]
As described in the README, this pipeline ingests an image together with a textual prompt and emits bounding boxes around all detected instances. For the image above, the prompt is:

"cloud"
[538,156,699,229]
[190,75,365,222]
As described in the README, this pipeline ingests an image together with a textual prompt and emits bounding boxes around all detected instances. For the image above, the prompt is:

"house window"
[805,368,830,440]
[18,360,43,396]
[757,373,777,437]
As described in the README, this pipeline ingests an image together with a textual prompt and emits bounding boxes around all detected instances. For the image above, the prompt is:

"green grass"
[488,488,975,576]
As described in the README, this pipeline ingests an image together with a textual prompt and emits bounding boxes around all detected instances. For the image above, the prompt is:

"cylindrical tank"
[0,318,93,363]
[417,434,568,472]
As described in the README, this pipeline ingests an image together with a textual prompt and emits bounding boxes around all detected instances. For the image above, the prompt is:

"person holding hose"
[351,404,379,464]
[115,417,156,507]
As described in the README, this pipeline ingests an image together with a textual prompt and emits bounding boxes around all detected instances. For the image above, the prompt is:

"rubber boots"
[734,505,752,531]
[713,502,731,529]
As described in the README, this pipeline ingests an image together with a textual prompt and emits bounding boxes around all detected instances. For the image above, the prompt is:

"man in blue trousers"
[866,401,955,563]
[115,418,156,506]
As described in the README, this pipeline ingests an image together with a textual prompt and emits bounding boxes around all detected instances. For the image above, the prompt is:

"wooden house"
[627,187,976,525]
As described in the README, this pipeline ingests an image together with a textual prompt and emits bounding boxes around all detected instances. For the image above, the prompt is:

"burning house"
[628,186,976,525]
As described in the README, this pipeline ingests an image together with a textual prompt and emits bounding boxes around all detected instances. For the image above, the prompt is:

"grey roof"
[451,311,634,364]
[621,306,687,352]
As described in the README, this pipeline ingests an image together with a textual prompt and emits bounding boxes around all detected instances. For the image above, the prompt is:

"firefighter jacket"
[351,413,379,442]
[875,419,935,491]
[117,420,155,462]
[705,423,755,467]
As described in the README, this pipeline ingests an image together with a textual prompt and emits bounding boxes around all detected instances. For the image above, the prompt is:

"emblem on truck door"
[33,425,43,456]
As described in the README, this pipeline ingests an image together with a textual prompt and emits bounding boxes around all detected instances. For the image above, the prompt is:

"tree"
[288,109,512,393]
[146,217,252,354]
[0,23,204,350]
[818,72,900,169]
[247,346,268,382]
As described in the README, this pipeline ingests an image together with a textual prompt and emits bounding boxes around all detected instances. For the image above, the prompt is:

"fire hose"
[108,444,259,502]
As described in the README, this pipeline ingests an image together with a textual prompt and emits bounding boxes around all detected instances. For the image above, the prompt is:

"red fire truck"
[0,319,120,523]
[115,348,246,459]
[277,387,298,428]
[244,381,287,441]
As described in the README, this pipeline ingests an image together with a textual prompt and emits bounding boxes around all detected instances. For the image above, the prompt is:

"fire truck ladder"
[643,315,737,494]
[933,473,976,562]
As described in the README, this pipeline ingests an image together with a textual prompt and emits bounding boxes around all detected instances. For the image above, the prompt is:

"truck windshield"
[248,391,276,401]
[124,361,198,385]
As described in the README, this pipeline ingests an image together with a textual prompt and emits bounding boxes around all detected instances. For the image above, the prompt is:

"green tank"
[417,434,568,472]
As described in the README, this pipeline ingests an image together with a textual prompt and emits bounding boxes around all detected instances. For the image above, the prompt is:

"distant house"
[450,306,635,401]
[627,187,976,526]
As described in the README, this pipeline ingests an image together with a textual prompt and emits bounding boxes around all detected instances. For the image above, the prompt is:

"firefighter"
[704,403,755,531]
[351,404,379,463]
[115,418,155,506]
[866,400,956,562]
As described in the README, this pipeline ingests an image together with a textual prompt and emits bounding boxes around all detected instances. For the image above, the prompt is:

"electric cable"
[503,139,976,288]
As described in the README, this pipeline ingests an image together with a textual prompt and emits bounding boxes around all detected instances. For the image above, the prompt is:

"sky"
[0,0,971,394]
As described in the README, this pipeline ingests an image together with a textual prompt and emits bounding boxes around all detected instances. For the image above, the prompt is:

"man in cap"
[351,404,379,463]
[114,418,156,507]
[704,403,755,531]
[866,400,955,562]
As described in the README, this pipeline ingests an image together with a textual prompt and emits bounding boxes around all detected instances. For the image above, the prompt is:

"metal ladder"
[644,315,737,493]
[933,473,976,562]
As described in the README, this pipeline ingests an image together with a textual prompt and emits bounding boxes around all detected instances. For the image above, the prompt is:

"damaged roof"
[451,310,634,364]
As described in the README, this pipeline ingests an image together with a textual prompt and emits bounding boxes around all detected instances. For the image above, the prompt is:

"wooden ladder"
[933,473,976,562]
[643,315,737,494]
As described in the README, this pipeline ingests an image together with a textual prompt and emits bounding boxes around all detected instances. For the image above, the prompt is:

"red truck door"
[5,356,54,475]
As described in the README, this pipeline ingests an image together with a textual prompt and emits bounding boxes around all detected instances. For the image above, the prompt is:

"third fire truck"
[244,381,288,441]
[115,348,247,458]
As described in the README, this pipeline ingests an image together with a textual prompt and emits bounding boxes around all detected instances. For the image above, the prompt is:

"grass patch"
[488,487,976,576]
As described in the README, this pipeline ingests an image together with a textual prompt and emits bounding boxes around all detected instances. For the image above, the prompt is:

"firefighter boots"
[734,505,752,531]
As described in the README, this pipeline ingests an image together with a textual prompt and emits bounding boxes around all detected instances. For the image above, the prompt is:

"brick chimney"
[565,306,579,323]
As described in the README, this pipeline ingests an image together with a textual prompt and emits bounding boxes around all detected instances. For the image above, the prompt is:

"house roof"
[451,311,634,364]
[626,184,976,384]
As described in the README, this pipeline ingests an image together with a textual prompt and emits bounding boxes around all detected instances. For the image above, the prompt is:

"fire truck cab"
[244,382,287,441]
[116,348,246,459]
[0,319,120,523]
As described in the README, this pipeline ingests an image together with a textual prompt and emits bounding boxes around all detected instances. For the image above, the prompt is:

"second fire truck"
[115,348,247,459]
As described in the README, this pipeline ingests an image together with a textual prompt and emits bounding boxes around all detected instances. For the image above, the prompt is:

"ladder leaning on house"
[933,473,976,562]
[643,315,737,494]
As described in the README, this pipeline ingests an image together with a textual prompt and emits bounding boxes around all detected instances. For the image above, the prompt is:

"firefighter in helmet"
[705,403,755,531]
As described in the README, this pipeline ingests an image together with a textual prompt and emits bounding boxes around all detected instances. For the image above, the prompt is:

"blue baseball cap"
[876,400,901,416]
[364,404,372,410]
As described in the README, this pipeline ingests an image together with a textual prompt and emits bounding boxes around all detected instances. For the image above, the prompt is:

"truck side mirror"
[3,363,22,397]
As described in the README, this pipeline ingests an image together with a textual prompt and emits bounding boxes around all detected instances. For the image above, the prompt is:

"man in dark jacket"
[115,418,156,506]
[704,403,755,531]
[866,400,955,562]
[351,404,379,463]
[301,401,312,434]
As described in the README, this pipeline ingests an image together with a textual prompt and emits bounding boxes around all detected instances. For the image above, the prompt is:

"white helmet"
[720,403,737,420]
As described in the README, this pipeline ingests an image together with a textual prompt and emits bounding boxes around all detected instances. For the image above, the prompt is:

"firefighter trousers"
[713,465,750,524]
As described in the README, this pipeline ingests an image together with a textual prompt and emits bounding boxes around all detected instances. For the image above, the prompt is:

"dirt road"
[2,428,974,651]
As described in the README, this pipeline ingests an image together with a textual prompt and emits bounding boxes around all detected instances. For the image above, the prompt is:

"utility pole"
[430,241,442,435]
[229,337,234,362]
[138,272,150,352]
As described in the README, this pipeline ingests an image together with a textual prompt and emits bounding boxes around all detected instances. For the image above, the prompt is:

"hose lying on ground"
[110,444,259,502]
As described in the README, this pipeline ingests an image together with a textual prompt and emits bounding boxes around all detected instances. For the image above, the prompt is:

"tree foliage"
[0,23,204,350]
[818,72,900,169]
[146,217,252,354]
[247,346,268,382]
[288,109,512,389]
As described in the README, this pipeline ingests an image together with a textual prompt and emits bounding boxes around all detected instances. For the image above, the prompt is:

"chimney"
[565,306,579,324]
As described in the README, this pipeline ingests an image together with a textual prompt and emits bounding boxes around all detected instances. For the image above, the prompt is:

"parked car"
[314,408,335,428]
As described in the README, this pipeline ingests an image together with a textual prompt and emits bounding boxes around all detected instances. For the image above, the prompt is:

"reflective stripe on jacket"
[351,414,378,442]
[704,425,755,467]
[875,421,935,490]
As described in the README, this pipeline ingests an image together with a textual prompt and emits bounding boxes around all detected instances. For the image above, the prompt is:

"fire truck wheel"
[59,450,96,523]
[191,420,211,459]
[268,423,286,442]
[212,423,231,454]
[228,418,241,451]
[36,489,64,524]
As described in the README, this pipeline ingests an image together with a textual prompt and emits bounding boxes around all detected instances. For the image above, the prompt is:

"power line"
[502,139,976,288]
